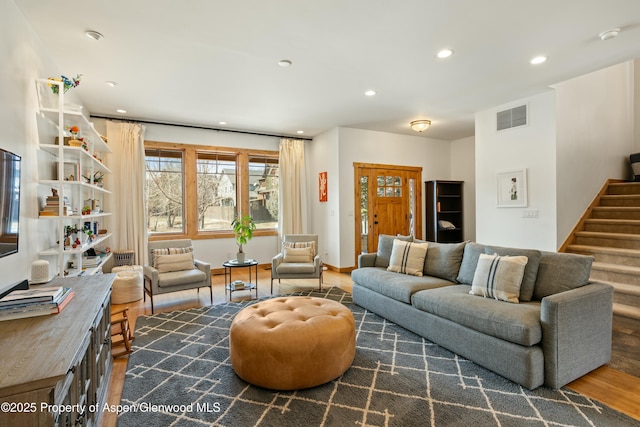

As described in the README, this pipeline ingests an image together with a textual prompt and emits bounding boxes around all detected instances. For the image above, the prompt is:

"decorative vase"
[236,252,245,264]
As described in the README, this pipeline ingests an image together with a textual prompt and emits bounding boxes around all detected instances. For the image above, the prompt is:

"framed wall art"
[497,169,527,207]
[319,171,328,202]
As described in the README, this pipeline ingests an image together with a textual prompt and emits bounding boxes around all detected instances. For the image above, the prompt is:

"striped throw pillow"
[470,253,528,303]
[151,247,194,268]
[387,239,429,276]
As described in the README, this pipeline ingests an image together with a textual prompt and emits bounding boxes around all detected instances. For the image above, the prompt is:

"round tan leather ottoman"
[229,296,356,390]
[111,266,143,304]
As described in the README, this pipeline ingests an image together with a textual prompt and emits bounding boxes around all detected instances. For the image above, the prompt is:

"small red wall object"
[319,171,328,202]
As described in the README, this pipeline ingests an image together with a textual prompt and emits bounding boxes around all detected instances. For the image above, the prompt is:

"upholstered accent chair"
[143,239,212,313]
[271,234,323,293]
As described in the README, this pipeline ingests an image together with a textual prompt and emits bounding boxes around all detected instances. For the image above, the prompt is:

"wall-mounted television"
[0,148,21,259]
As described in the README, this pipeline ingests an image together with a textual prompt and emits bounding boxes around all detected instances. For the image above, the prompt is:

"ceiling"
[14,0,640,140]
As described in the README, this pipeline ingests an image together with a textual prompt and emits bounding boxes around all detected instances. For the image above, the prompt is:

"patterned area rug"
[119,287,638,426]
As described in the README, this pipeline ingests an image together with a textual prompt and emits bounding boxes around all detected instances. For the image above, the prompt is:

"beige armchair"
[271,234,323,293]
[143,239,212,313]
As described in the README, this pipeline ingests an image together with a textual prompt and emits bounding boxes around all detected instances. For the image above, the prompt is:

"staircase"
[563,180,640,322]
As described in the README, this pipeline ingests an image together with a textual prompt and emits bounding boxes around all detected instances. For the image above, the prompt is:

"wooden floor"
[100,269,640,426]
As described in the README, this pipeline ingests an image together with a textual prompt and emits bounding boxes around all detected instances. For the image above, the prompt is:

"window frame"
[145,140,279,241]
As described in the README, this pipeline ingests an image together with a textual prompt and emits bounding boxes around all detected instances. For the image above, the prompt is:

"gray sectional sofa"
[351,235,614,390]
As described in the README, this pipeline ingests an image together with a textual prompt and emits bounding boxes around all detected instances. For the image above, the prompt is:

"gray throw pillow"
[533,251,594,300]
[421,240,466,282]
[456,242,486,285]
[375,234,412,268]
[483,245,541,302]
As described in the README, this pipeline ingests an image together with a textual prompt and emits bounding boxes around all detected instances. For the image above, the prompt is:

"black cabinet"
[425,180,464,243]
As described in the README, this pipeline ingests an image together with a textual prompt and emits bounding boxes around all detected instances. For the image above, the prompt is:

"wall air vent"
[497,104,527,131]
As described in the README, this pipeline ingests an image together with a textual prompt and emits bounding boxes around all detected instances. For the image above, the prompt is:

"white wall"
[450,136,476,241]
[332,127,452,268]
[475,91,558,250]
[554,61,636,245]
[0,1,66,294]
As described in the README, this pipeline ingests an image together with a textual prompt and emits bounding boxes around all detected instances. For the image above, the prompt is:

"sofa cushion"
[483,245,542,302]
[387,240,429,276]
[276,262,316,274]
[456,242,486,285]
[375,234,413,268]
[419,240,466,282]
[470,254,528,303]
[533,251,594,299]
[155,252,195,273]
[411,285,542,346]
[351,267,453,304]
[157,268,207,288]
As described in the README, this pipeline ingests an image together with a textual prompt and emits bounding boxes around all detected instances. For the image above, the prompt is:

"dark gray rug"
[119,287,639,426]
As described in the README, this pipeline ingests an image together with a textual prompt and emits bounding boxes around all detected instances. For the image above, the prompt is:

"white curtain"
[105,121,148,265]
[278,138,307,236]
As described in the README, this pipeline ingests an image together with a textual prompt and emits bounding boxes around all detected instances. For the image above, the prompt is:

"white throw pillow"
[155,252,195,273]
[387,239,429,276]
[283,240,316,257]
[283,246,314,263]
[151,246,194,268]
[470,253,528,303]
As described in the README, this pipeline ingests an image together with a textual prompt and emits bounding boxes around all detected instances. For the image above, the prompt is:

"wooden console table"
[0,274,114,427]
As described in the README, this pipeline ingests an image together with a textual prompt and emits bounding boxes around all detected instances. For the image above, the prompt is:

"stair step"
[600,194,640,207]
[606,182,640,195]
[591,206,640,220]
[566,244,640,267]
[598,280,640,306]
[591,262,640,285]
[583,218,640,234]
[613,302,640,320]
[574,231,640,250]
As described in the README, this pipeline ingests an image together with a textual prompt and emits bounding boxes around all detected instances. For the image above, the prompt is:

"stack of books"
[82,256,101,268]
[0,286,74,321]
[39,195,71,217]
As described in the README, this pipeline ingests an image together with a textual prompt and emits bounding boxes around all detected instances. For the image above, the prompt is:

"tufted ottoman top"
[230,296,356,390]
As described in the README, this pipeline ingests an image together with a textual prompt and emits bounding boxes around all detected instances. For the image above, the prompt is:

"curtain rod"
[89,114,314,141]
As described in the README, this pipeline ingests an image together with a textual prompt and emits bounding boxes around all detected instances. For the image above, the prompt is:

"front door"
[354,163,422,262]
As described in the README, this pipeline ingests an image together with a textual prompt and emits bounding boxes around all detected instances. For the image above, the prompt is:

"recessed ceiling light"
[85,30,104,41]
[105,81,118,87]
[278,59,292,67]
[296,130,304,134]
[116,109,127,114]
[437,49,453,59]
[530,56,547,65]
[599,28,620,41]
[364,90,377,97]
[218,121,227,125]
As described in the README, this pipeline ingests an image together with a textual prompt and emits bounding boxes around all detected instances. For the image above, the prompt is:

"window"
[145,148,184,234]
[248,156,279,229]
[197,152,237,231]
[144,141,279,239]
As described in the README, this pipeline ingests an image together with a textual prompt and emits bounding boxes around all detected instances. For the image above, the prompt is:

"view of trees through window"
[145,145,279,236]
[145,149,184,233]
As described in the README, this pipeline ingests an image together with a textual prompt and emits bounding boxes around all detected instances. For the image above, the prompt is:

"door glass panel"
[377,187,384,197]
[409,178,415,237]
[360,176,369,253]
[377,176,385,186]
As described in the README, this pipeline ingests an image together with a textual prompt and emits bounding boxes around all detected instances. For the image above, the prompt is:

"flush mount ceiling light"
[530,55,547,65]
[218,121,227,125]
[410,119,431,132]
[364,90,377,97]
[296,130,304,134]
[278,59,292,67]
[599,28,620,41]
[85,30,104,41]
[105,81,118,87]
[116,109,127,114]
[437,49,454,59]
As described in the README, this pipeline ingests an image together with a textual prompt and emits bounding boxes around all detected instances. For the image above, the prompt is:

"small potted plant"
[231,214,256,263]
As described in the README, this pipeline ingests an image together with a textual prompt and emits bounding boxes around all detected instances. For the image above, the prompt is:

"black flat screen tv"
[0,148,21,259]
